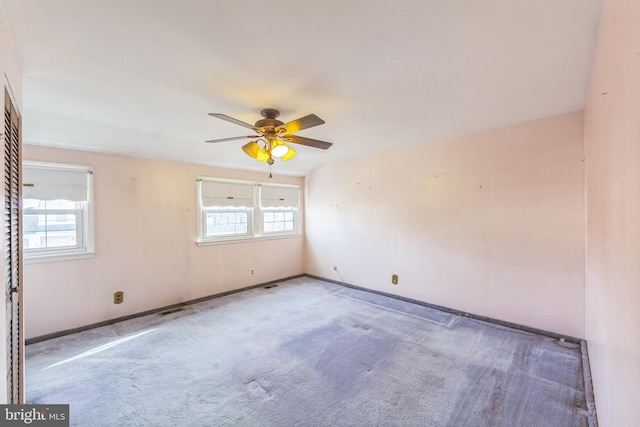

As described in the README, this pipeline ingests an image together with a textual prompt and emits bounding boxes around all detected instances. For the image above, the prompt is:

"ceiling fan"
[206,108,332,172]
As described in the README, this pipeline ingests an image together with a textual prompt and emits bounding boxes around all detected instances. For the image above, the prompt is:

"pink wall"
[23,145,304,338]
[585,0,640,424]
[305,112,585,337]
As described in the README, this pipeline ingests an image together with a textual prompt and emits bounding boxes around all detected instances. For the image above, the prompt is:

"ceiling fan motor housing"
[255,109,284,130]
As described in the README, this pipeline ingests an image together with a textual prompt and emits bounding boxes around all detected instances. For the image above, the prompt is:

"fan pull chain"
[266,147,274,178]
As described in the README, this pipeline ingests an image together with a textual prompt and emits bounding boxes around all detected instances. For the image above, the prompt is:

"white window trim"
[197,177,301,245]
[23,161,96,263]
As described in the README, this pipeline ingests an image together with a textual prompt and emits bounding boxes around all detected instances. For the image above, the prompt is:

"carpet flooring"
[26,277,592,426]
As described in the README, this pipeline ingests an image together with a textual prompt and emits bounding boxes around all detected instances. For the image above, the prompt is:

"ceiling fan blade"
[281,114,325,133]
[283,134,333,150]
[209,113,258,131]
[205,135,260,143]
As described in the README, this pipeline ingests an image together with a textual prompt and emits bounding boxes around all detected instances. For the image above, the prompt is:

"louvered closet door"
[4,89,22,404]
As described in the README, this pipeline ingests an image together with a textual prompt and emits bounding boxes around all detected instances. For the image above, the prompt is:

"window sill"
[24,251,97,264]
[196,233,302,247]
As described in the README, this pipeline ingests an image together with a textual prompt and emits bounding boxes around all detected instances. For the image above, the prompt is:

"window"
[260,184,299,235]
[205,210,250,237]
[197,178,300,244]
[199,180,255,241]
[22,162,94,261]
[262,210,294,233]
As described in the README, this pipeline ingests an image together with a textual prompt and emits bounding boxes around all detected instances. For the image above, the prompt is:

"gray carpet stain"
[282,320,395,395]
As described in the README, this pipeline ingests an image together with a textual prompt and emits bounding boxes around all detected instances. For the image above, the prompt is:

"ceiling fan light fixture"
[281,145,297,161]
[241,141,260,158]
[208,109,332,176]
[270,139,290,158]
[256,147,271,163]
[243,140,271,162]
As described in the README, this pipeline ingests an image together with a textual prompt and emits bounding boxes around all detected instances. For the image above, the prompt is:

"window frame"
[197,178,301,245]
[22,161,95,263]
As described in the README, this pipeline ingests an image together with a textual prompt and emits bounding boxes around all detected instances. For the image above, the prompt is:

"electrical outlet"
[250,269,255,276]
[392,274,398,285]
[114,291,124,304]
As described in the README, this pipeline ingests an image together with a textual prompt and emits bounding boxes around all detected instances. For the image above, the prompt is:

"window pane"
[23,213,77,250]
[262,209,296,234]
[205,210,249,237]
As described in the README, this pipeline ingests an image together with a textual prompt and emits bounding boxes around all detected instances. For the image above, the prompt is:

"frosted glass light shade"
[270,139,289,158]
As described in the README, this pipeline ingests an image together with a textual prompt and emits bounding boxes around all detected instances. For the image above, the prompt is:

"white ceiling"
[1,0,603,177]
